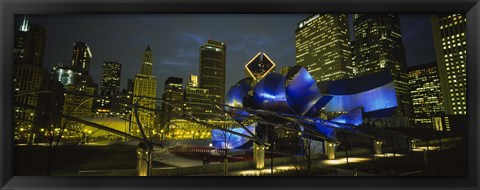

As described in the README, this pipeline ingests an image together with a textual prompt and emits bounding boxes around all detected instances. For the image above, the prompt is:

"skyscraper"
[132,46,157,137]
[71,41,92,75]
[408,62,444,126]
[100,61,122,98]
[431,14,467,115]
[14,15,46,67]
[62,42,97,124]
[13,15,48,144]
[161,77,184,127]
[353,14,411,118]
[185,75,212,120]
[295,14,352,82]
[199,40,226,106]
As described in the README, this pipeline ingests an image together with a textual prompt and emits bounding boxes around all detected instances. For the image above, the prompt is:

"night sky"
[17,14,436,96]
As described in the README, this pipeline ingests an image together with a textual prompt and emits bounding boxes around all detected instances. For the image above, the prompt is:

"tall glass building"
[100,61,122,98]
[199,40,226,105]
[353,14,411,118]
[295,14,352,82]
[14,15,46,67]
[161,77,184,127]
[431,14,467,115]
[184,75,212,120]
[407,62,444,126]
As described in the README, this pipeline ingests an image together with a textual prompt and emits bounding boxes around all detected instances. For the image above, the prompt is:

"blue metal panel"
[330,107,363,126]
[252,73,294,114]
[304,95,333,117]
[225,77,253,119]
[325,82,398,114]
[313,123,337,140]
[285,66,322,116]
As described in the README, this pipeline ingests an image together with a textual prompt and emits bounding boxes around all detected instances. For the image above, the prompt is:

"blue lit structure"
[218,66,397,149]
[330,107,363,126]
[225,77,253,119]
[211,125,256,150]
[285,66,322,116]
[252,73,293,114]
[319,70,398,117]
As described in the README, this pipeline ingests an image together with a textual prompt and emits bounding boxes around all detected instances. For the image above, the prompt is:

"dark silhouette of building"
[161,77,184,127]
[14,15,46,67]
[100,61,122,98]
[71,41,92,75]
[94,61,122,114]
[13,15,49,144]
[199,40,226,106]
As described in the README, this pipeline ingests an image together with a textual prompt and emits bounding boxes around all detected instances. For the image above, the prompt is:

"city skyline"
[16,14,436,97]
[12,13,468,177]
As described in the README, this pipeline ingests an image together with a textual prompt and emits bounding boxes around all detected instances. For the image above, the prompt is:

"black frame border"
[1,0,479,189]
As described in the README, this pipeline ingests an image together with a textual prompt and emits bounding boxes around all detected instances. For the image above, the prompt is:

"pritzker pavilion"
[212,52,399,169]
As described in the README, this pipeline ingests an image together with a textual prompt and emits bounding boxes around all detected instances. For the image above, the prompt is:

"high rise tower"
[199,40,226,106]
[14,15,46,67]
[132,46,157,137]
[71,41,92,75]
[141,46,153,75]
[353,14,411,118]
[161,77,184,127]
[407,62,444,126]
[100,61,122,98]
[295,14,352,82]
[13,15,48,144]
[431,14,467,115]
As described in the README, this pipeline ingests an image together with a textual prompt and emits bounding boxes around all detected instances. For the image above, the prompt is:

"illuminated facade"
[111,89,133,118]
[408,62,444,126]
[431,14,467,115]
[184,75,212,120]
[131,46,157,137]
[199,40,226,105]
[63,84,96,119]
[295,14,352,82]
[71,41,92,75]
[51,60,80,87]
[244,52,276,81]
[353,14,411,117]
[212,125,255,149]
[100,61,121,98]
[94,61,122,114]
[13,64,49,143]
[223,66,398,147]
[320,71,398,117]
[166,119,213,140]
